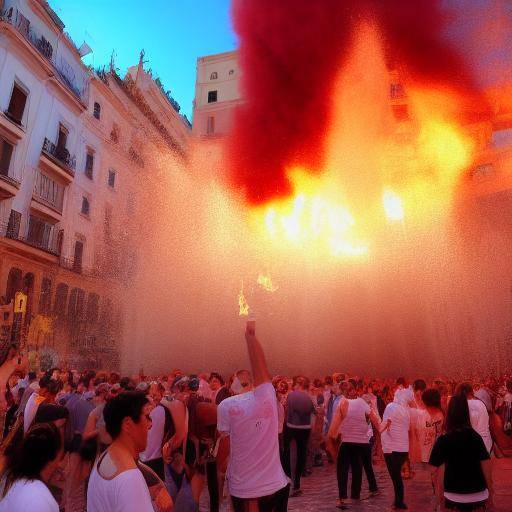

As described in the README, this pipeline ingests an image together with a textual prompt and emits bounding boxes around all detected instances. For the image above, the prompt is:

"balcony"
[40,138,75,182]
[0,217,61,258]
[0,7,88,104]
[0,163,22,199]
[60,256,96,277]
[31,170,64,221]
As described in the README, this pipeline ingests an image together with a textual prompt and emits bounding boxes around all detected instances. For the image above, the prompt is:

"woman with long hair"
[0,422,63,511]
[429,395,493,511]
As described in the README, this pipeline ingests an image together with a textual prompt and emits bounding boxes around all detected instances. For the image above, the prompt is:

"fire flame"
[257,274,278,292]
[249,25,475,258]
[238,283,249,316]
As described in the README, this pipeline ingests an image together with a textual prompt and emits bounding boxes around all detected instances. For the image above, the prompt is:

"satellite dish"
[78,42,92,58]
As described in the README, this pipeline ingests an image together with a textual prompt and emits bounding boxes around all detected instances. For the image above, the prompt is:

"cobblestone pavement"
[200,457,512,511]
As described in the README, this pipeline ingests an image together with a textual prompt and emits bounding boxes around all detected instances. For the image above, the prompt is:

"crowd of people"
[0,333,511,511]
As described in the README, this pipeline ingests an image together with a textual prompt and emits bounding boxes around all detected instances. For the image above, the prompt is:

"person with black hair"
[86,391,171,512]
[23,376,62,433]
[429,395,493,511]
[209,372,230,405]
[455,383,492,454]
[0,422,62,511]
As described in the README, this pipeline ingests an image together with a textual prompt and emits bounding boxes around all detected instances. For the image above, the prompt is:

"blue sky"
[50,0,237,119]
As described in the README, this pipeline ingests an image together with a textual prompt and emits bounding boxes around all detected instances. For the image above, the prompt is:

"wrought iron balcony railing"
[0,7,88,102]
[42,138,76,173]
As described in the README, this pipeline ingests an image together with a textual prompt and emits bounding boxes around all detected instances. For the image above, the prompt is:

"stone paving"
[200,458,512,511]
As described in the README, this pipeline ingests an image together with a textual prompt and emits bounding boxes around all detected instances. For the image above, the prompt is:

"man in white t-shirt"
[217,322,289,511]
[87,391,172,512]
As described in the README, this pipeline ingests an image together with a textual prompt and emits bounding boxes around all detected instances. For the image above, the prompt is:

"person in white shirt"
[139,382,168,480]
[455,383,493,454]
[87,390,172,512]
[217,321,289,511]
[0,422,63,512]
[328,381,380,507]
[380,388,413,510]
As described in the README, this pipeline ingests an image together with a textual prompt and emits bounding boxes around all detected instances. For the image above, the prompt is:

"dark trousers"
[337,442,367,499]
[384,451,408,506]
[231,484,290,512]
[206,459,219,512]
[283,426,311,490]
[361,441,378,492]
[144,457,165,481]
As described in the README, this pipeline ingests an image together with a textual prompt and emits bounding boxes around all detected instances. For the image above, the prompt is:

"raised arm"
[245,322,271,387]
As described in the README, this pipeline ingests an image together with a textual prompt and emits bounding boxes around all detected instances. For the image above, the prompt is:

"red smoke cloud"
[228,0,478,205]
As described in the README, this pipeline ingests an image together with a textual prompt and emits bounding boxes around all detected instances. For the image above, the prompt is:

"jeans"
[384,451,408,506]
[231,484,290,512]
[283,426,311,490]
[361,441,378,492]
[337,442,367,499]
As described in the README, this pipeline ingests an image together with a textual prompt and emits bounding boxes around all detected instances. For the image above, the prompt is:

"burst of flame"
[238,283,249,316]
[249,26,475,259]
[382,189,404,221]
[258,168,369,258]
[257,274,278,292]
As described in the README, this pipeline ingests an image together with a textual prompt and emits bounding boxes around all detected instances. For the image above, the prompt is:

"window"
[5,268,22,303]
[6,83,27,125]
[86,293,100,323]
[38,278,52,315]
[93,102,101,120]
[56,229,64,255]
[56,124,68,153]
[81,196,90,216]
[6,210,21,239]
[207,116,215,135]
[54,283,69,318]
[73,241,84,272]
[27,215,53,251]
[68,287,85,322]
[210,72,218,80]
[108,169,116,188]
[229,69,234,75]
[110,124,119,143]
[207,90,217,103]
[85,149,94,179]
[0,139,14,177]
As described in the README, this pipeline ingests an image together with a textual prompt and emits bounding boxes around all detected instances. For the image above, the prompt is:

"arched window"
[22,273,34,325]
[93,102,101,120]
[5,268,22,303]
[38,278,52,315]
[86,293,100,323]
[54,283,69,319]
[68,288,85,323]
[210,72,218,80]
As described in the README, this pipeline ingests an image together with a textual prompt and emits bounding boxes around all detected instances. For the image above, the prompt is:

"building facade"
[0,0,190,370]
[192,50,242,137]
